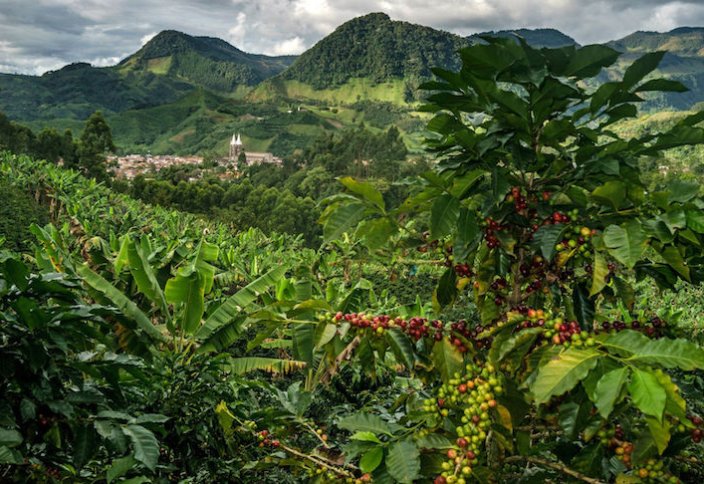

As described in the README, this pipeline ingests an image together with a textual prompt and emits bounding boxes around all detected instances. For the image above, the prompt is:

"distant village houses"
[110,131,282,179]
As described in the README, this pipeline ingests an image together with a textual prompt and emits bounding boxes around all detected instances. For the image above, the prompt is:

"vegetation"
[279,13,469,90]
[1,33,704,484]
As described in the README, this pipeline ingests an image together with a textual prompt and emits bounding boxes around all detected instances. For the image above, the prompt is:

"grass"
[251,78,411,105]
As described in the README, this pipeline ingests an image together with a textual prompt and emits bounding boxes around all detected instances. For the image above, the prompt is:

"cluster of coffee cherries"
[453,262,472,278]
[506,186,530,212]
[689,415,703,443]
[447,320,493,352]
[331,312,489,351]
[257,429,280,448]
[332,311,439,340]
[483,217,508,249]
[635,459,680,483]
[305,467,371,483]
[422,363,502,484]
[510,308,596,348]
[555,225,596,256]
[600,316,668,338]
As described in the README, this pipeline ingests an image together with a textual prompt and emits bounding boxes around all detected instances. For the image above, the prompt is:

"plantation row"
[2,38,704,483]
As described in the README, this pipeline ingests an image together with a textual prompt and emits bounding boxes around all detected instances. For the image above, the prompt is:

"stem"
[302,421,330,448]
[280,442,355,478]
[505,456,606,484]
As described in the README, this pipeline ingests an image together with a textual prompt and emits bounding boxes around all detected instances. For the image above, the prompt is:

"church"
[229,133,282,167]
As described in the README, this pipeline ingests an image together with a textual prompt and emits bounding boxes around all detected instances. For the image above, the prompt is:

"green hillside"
[608,27,704,57]
[118,30,295,92]
[0,30,295,123]
[273,13,469,93]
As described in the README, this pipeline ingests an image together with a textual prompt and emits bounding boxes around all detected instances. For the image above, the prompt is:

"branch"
[280,442,355,478]
[319,336,361,385]
[505,455,606,484]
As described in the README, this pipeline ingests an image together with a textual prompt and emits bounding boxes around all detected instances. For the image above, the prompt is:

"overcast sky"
[1,0,704,75]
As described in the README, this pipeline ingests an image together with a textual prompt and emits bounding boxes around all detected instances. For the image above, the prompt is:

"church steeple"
[229,132,243,160]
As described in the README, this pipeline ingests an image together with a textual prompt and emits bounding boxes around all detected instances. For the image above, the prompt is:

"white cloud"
[140,32,157,46]
[269,36,306,55]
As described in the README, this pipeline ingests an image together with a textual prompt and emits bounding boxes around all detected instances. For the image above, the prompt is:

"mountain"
[3,14,704,157]
[280,13,469,88]
[0,30,294,122]
[118,30,295,93]
[605,28,704,110]
[470,28,578,48]
[608,27,704,58]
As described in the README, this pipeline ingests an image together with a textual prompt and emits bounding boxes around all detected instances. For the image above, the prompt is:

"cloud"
[1,0,704,74]
[269,37,306,56]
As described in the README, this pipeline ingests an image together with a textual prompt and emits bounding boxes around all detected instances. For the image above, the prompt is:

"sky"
[1,0,704,75]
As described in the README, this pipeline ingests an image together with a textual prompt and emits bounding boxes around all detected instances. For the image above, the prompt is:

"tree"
[77,111,115,180]
[320,39,704,482]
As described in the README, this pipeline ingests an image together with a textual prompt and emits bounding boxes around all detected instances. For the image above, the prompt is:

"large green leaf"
[626,338,704,370]
[646,416,671,454]
[603,221,647,269]
[592,367,629,418]
[0,429,22,448]
[126,237,169,317]
[572,284,595,330]
[339,177,385,211]
[356,217,397,250]
[628,368,666,421]
[165,272,204,335]
[359,447,384,474]
[385,441,420,483]
[591,180,627,209]
[322,201,367,242]
[454,208,479,261]
[430,194,460,239]
[196,265,287,341]
[531,348,601,405]
[622,51,665,89]
[107,455,137,483]
[531,224,565,260]
[386,328,416,370]
[337,413,397,436]
[661,245,690,281]
[73,423,97,468]
[563,45,620,78]
[686,209,704,233]
[122,424,159,471]
[431,338,464,383]
[489,327,542,367]
[77,264,165,342]
[601,330,651,357]
[589,251,609,296]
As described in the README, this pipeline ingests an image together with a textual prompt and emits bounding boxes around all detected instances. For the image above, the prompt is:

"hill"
[0,30,294,122]
[608,27,704,57]
[470,28,578,48]
[3,15,704,157]
[118,30,295,93]
[279,13,468,88]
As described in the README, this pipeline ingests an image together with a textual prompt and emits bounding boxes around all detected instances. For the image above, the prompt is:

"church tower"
[229,133,243,160]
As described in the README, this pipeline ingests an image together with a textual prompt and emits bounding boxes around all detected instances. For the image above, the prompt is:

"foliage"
[319,39,704,482]
[280,13,469,90]
[0,181,49,252]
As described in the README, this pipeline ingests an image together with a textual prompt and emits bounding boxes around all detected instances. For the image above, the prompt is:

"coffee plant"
[315,38,704,482]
